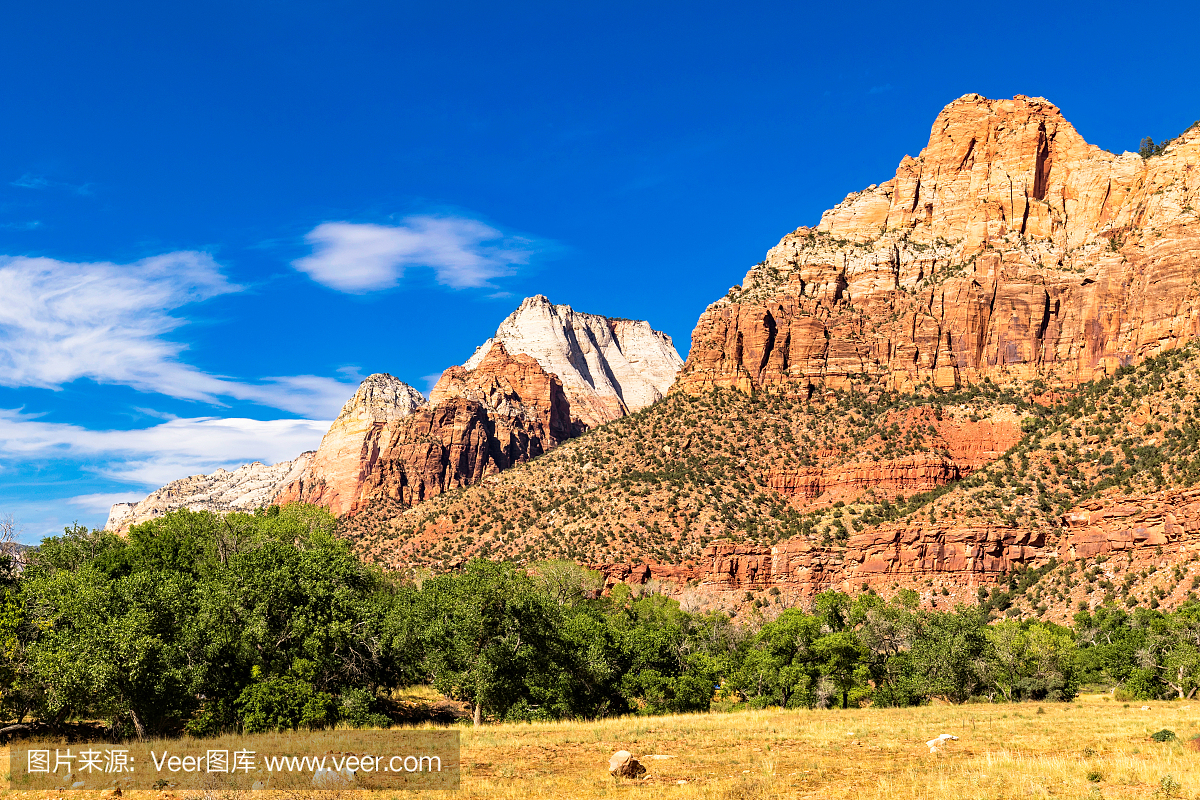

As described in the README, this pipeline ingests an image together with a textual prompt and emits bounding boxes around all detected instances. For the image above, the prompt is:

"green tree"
[22,566,200,737]
[417,560,560,725]
[909,606,990,703]
[815,629,865,709]
[734,609,821,708]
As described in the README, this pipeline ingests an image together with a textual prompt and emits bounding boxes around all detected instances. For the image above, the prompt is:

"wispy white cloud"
[10,173,92,195]
[66,492,147,512]
[421,372,445,396]
[0,252,359,416]
[0,409,328,488]
[292,215,533,293]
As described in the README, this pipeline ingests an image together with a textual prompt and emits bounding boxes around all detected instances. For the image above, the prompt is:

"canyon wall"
[675,95,1200,396]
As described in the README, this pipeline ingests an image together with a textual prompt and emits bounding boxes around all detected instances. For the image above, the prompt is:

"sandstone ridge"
[466,294,684,428]
[105,453,315,533]
[676,94,1200,395]
[107,297,680,528]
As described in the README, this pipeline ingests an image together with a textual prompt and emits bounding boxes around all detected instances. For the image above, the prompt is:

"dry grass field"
[443,695,1200,800]
[6,694,1200,800]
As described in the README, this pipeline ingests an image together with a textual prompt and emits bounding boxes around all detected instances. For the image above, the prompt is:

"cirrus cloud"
[0,252,361,417]
[292,215,534,293]
[0,408,329,488]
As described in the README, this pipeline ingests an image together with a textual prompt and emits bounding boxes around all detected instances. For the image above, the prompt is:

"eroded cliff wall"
[676,94,1200,395]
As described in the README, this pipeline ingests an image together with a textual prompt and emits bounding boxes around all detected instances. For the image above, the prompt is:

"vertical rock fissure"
[1032,122,1052,201]
[759,312,778,376]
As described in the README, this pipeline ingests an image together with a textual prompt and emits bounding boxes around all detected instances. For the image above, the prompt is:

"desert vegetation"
[344,340,1200,624]
[8,506,1200,744]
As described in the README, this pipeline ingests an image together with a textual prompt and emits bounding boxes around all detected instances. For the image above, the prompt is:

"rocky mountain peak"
[332,373,427,425]
[678,94,1200,395]
[464,294,683,428]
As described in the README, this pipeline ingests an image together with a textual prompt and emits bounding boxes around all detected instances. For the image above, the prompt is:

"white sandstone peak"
[333,373,427,425]
[464,295,683,427]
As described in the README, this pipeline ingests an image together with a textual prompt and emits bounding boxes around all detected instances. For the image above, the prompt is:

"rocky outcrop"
[279,344,573,515]
[590,521,1053,612]
[675,95,1200,395]
[766,412,1022,508]
[272,374,426,516]
[845,523,1048,583]
[104,453,315,533]
[355,344,573,508]
[1060,488,1200,559]
[765,454,966,506]
[591,490,1200,608]
[466,295,684,428]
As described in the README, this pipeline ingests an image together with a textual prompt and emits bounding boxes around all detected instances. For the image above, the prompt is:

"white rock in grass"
[312,767,356,788]
[926,733,959,753]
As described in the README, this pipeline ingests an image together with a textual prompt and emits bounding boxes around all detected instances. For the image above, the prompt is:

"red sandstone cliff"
[675,94,1200,395]
[765,408,1022,509]
[277,344,572,515]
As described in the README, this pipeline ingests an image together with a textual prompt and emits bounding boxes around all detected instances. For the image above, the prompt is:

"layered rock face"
[276,298,678,517]
[765,411,1021,509]
[1060,488,1200,559]
[466,295,684,427]
[350,343,574,510]
[594,489,1200,610]
[272,374,428,516]
[676,94,1200,395]
[593,525,1041,604]
[104,453,315,533]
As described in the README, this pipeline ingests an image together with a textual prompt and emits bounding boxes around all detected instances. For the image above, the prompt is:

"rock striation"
[765,411,1021,509]
[272,374,428,516]
[104,453,315,533]
[676,94,1200,395]
[345,343,574,511]
[1060,488,1200,559]
[465,295,684,428]
[592,487,1200,610]
[276,298,679,517]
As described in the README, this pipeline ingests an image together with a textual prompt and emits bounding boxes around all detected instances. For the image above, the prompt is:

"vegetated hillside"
[343,381,1025,567]
[933,342,1200,622]
[345,342,1200,621]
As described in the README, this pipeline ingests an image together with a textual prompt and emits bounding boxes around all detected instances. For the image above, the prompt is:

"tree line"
[0,505,1195,737]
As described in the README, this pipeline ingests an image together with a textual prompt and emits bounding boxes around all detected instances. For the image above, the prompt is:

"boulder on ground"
[608,750,646,779]
[926,733,959,753]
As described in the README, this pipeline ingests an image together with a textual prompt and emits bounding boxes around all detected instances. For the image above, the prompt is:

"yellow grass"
[6,694,1200,799]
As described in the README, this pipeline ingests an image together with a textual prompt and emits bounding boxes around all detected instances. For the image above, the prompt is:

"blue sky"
[2,0,1198,541]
